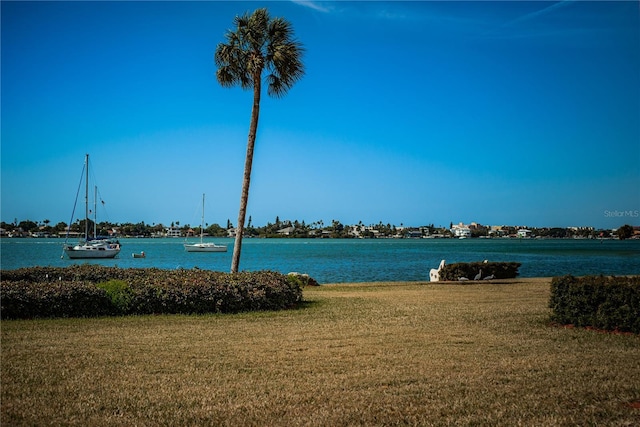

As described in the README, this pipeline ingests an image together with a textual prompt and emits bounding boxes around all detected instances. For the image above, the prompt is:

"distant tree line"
[0,219,230,238]
[0,218,637,240]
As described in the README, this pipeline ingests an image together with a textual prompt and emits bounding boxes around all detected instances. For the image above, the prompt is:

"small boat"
[184,194,227,253]
[63,154,121,259]
[132,251,146,258]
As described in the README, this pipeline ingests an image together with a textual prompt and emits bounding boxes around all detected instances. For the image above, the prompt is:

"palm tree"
[215,8,304,273]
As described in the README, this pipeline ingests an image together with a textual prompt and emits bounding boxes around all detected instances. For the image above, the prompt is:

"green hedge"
[549,275,640,333]
[0,266,305,319]
[438,262,521,281]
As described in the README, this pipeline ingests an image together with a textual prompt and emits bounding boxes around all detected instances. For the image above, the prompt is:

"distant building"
[166,227,182,238]
[451,222,472,238]
[277,226,295,236]
[453,227,471,238]
[488,226,505,237]
[406,229,423,238]
[517,229,532,238]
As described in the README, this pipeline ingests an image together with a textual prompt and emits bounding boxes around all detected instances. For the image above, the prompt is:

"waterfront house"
[451,223,472,238]
[517,229,532,238]
[277,226,295,236]
[166,227,182,238]
[406,229,423,238]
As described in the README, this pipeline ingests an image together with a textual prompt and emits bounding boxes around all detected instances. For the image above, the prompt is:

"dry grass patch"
[2,279,639,426]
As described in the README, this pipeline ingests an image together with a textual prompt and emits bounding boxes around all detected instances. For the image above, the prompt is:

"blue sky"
[2,1,639,229]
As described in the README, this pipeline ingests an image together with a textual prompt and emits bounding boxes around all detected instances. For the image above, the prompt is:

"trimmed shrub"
[96,279,134,315]
[438,262,521,282]
[1,266,305,319]
[0,280,113,319]
[549,275,640,333]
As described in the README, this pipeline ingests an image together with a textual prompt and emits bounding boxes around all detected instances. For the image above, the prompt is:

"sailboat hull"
[64,243,121,259]
[184,243,227,253]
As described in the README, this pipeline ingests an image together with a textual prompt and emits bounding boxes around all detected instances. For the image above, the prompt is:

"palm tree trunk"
[231,75,261,273]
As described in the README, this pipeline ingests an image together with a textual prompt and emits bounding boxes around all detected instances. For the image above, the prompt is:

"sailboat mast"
[84,154,89,240]
[201,193,205,243]
[94,186,98,238]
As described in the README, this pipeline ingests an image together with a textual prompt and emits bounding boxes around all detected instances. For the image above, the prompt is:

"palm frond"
[214,7,304,96]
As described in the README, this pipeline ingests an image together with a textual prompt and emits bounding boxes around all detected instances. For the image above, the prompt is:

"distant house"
[453,228,471,238]
[517,229,532,238]
[277,226,295,236]
[451,223,472,238]
[488,226,505,238]
[166,227,182,238]
[406,230,423,238]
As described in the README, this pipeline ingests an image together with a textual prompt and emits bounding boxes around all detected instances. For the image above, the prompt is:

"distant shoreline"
[2,220,638,240]
[1,235,638,241]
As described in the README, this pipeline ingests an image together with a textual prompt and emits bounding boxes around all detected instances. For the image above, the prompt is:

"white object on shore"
[430,260,446,282]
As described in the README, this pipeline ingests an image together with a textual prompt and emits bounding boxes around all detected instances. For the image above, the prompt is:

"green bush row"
[549,275,640,333]
[438,262,521,281]
[0,266,304,319]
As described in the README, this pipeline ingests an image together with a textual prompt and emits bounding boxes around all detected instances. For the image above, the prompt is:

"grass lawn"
[2,279,639,426]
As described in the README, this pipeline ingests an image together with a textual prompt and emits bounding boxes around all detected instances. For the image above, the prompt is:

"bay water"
[1,238,639,283]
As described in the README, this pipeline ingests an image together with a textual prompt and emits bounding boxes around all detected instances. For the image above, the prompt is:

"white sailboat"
[184,193,227,253]
[63,154,121,259]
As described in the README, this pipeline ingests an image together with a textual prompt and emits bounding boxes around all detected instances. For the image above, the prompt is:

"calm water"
[1,238,639,283]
